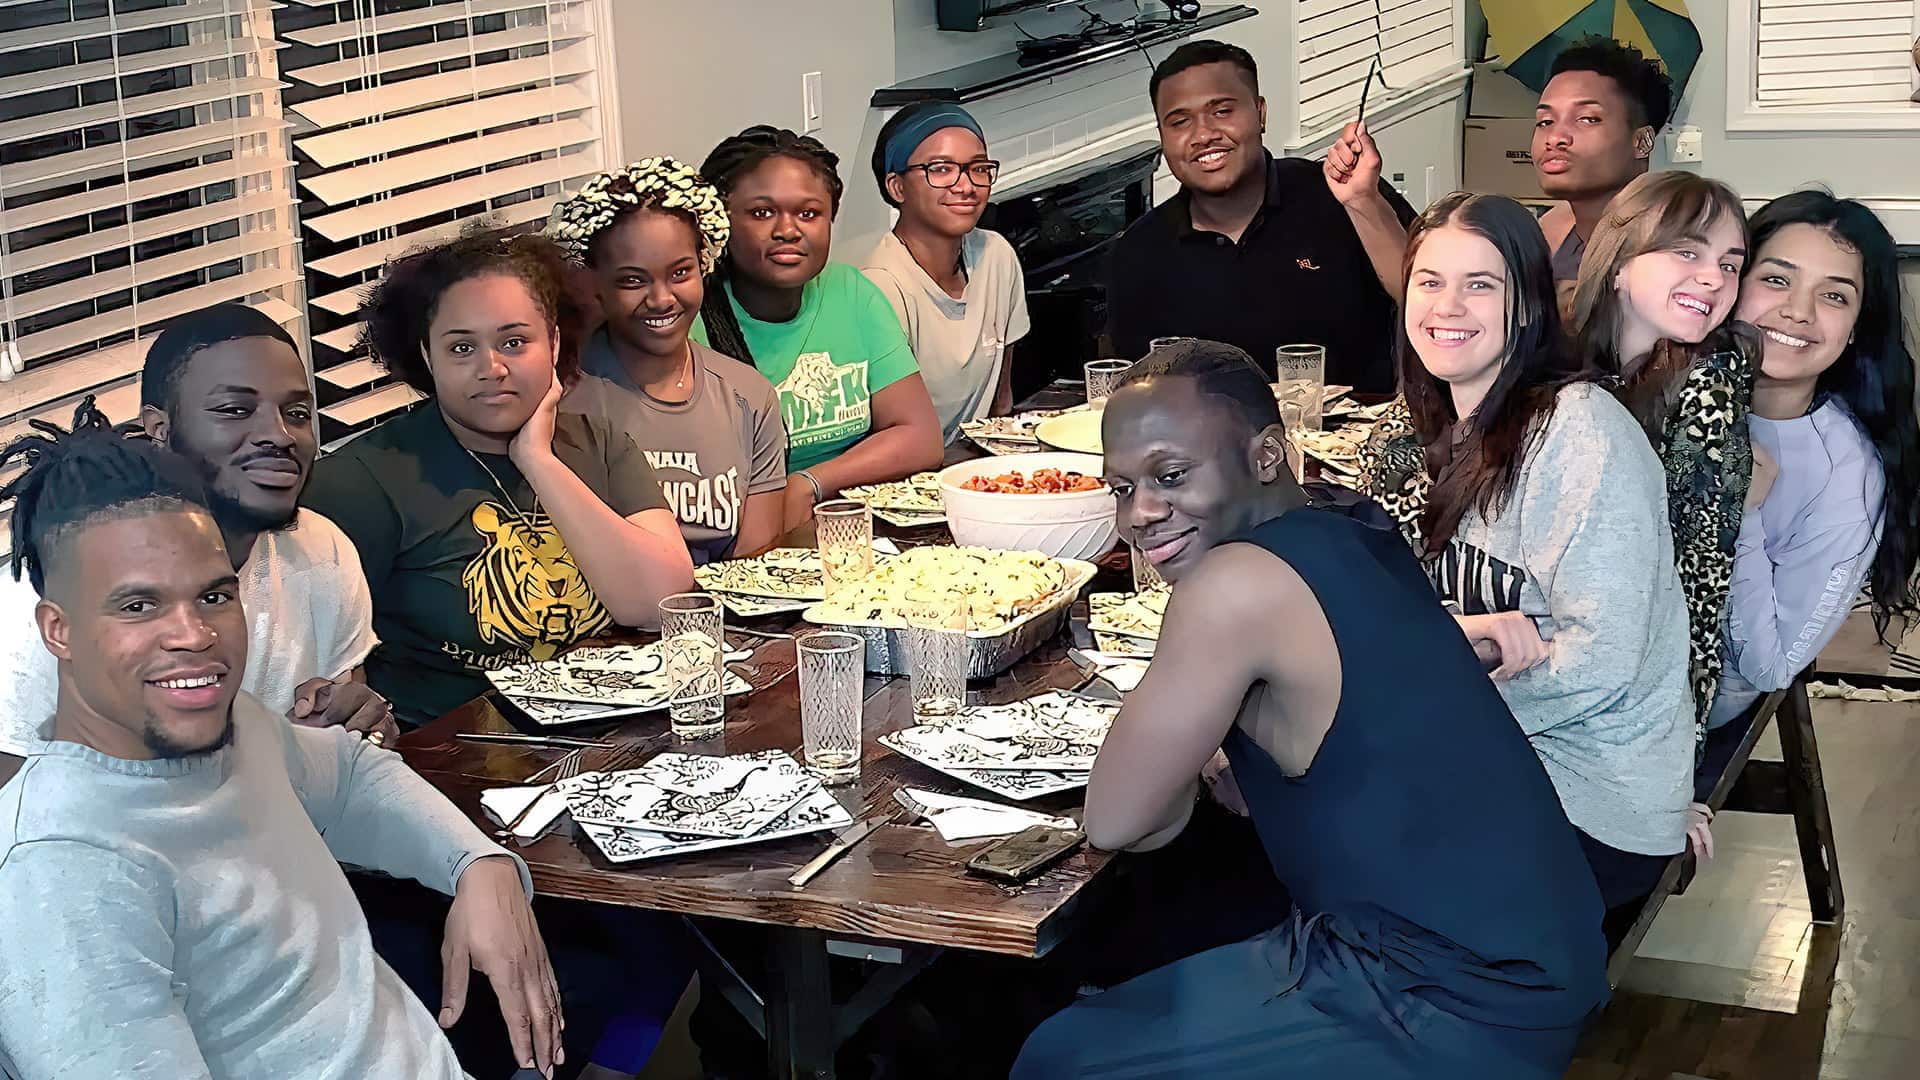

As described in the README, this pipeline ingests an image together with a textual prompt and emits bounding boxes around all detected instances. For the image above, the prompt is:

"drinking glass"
[1083,359,1132,405]
[797,631,865,785]
[906,620,968,722]
[658,593,725,739]
[1128,538,1167,594]
[1274,344,1326,432]
[813,500,873,603]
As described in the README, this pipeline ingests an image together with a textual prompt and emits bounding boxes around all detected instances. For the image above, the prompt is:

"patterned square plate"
[1092,631,1155,658]
[558,751,818,838]
[879,692,1116,772]
[574,786,854,864]
[876,729,1090,801]
[842,473,942,514]
[487,637,753,709]
[1088,590,1167,642]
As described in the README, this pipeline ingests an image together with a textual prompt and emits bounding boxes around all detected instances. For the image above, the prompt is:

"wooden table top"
[398,501,1127,960]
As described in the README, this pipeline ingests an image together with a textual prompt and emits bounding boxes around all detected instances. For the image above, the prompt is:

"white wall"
[606,0,901,257]
[611,1,1466,261]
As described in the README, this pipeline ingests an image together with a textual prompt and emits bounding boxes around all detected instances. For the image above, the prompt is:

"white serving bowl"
[936,452,1119,561]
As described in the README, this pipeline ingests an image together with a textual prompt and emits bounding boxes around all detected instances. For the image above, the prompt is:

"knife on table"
[788,812,891,888]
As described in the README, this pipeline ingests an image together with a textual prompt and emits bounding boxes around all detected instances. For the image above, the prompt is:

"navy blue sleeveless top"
[1221,502,1609,1030]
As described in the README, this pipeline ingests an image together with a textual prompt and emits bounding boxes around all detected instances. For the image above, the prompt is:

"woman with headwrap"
[860,102,1031,443]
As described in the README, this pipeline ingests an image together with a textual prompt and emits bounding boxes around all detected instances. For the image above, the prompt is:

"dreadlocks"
[0,396,210,596]
[697,126,846,367]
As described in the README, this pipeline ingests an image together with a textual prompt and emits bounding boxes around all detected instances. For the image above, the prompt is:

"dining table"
[395,384,1130,1080]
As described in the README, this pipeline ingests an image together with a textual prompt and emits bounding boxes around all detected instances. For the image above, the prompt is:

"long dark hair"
[1748,191,1920,639]
[697,126,845,368]
[1399,192,1584,554]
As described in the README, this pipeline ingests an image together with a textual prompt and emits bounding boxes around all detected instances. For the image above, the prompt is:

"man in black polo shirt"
[1106,40,1416,393]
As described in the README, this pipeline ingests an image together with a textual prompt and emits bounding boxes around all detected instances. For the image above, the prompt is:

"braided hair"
[0,396,210,597]
[546,157,730,273]
[697,126,846,367]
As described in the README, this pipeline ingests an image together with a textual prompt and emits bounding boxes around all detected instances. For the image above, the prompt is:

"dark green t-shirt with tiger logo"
[304,402,666,726]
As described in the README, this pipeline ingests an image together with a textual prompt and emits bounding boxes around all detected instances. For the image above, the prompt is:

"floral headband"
[546,156,730,274]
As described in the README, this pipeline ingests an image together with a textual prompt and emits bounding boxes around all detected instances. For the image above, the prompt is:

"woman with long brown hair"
[1568,171,1758,744]
[1401,192,1693,932]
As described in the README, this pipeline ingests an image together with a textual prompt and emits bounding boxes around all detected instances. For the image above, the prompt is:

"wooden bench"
[1605,674,1843,987]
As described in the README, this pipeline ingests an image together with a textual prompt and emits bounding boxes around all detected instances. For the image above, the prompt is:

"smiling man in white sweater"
[0,405,562,1079]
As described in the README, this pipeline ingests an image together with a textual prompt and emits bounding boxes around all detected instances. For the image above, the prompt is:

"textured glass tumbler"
[798,631,865,785]
[1084,359,1132,405]
[1274,343,1326,433]
[659,593,725,739]
[907,623,968,721]
[813,500,873,603]
[1129,539,1167,594]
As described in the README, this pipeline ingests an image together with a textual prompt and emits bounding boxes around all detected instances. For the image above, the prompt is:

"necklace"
[464,446,542,532]
[675,340,694,389]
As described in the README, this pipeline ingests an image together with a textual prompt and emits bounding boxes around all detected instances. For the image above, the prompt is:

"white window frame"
[1279,0,1469,147]
[1725,0,1920,132]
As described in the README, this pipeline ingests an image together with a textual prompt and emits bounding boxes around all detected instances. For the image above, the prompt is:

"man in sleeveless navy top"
[1013,342,1609,1078]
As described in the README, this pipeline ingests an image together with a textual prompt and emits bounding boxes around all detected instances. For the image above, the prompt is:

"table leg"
[1776,678,1845,924]
[766,928,836,1080]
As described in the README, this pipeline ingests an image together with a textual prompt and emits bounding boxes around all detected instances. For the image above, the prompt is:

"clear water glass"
[1083,359,1132,405]
[797,631,865,785]
[658,593,725,739]
[813,500,873,603]
[906,623,968,721]
[1129,539,1167,594]
[1274,343,1326,433]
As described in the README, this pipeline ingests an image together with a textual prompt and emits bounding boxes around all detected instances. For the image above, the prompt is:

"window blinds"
[0,0,304,465]
[1296,0,1458,134]
[1753,0,1920,107]
[275,0,606,445]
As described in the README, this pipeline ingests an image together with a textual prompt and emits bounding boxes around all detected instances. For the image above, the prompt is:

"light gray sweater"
[0,694,527,1079]
[1429,383,1694,856]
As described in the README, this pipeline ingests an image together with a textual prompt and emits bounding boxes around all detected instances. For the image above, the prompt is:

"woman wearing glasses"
[861,103,1030,443]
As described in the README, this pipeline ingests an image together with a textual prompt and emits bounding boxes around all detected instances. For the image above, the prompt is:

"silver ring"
[368,730,387,748]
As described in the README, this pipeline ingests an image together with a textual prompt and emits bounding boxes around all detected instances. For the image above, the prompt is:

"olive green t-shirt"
[304,403,666,725]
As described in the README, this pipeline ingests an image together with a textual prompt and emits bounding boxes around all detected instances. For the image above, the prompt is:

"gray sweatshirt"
[1430,383,1694,856]
[0,694,528,1079]
[1710,400,1884,727]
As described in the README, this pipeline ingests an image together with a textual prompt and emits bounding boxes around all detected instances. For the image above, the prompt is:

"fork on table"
[495,747,588,839]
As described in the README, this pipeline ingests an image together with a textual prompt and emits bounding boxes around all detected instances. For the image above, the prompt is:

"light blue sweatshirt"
[0,694,528,1079]
[1709,399,1884,728]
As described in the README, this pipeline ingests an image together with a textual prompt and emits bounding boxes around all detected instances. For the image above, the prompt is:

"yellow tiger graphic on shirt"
[462,501,612,660]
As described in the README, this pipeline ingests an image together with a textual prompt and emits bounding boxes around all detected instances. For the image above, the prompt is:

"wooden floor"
[1569,695,1920,1079]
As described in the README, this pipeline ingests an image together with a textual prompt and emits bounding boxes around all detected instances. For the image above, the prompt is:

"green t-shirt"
[692,261,919,473]
[303,403,666,726]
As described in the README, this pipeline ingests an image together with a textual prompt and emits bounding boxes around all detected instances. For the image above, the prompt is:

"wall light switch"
[1671,125,1703,163]
[802,71,824,135]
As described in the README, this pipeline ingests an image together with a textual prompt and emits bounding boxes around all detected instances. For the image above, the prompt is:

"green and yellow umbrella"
[1483,0,1703,97]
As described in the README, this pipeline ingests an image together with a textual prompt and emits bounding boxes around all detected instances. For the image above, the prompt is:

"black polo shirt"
[1105,153,1416,393]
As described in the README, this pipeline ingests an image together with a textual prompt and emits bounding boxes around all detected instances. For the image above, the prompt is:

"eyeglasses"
[901,160,1000,189]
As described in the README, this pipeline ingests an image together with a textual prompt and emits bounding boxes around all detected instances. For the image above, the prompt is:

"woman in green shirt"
[696,125,945,527]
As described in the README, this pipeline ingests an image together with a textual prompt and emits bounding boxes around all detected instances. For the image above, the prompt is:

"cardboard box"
[1464,118,1545,200]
